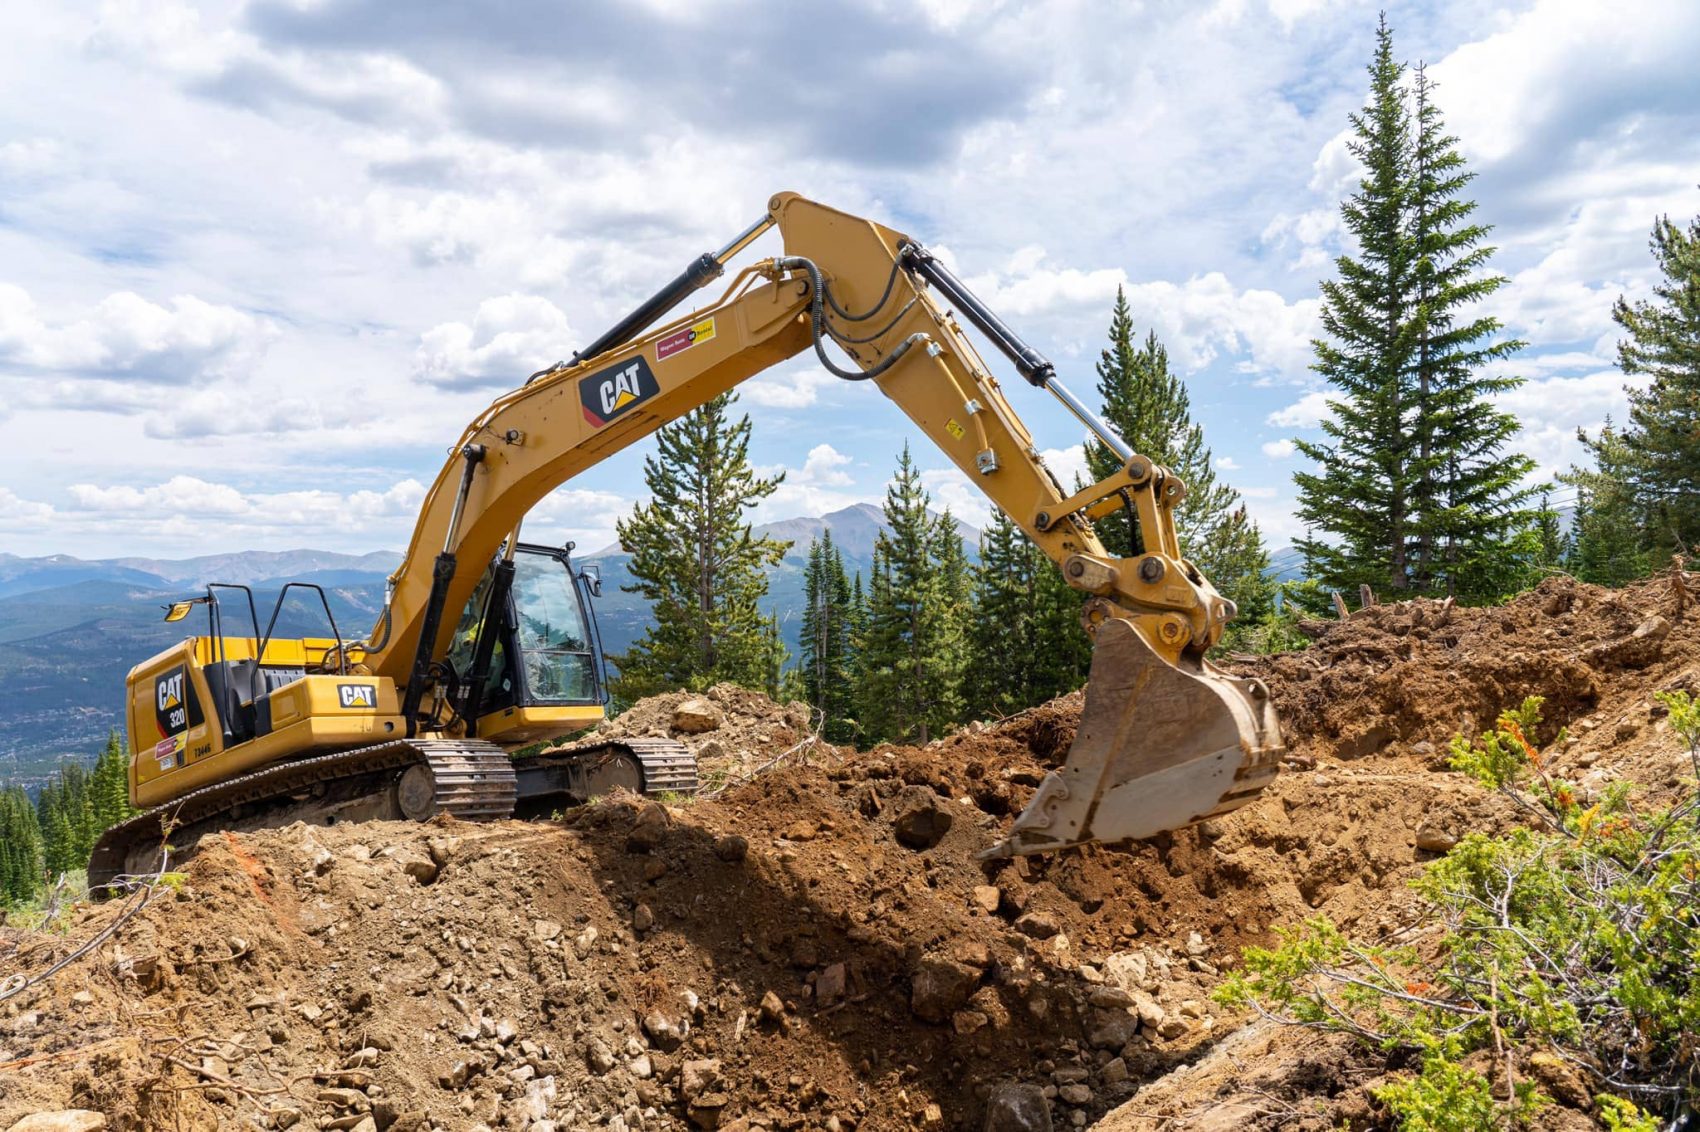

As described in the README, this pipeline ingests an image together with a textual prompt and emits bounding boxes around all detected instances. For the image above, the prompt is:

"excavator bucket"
[981,615,1284,858]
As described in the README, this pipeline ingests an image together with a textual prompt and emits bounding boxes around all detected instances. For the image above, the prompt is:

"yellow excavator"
[89,193,1284,891]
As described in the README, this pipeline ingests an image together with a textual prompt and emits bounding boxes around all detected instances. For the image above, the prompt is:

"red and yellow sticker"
[656,317,716,361]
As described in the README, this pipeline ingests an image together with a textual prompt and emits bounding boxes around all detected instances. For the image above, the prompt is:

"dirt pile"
[1,572,1695,1132]
[579,684,816,791]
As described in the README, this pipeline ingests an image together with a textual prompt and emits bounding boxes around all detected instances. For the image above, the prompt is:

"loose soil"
[2,573,1695,1132]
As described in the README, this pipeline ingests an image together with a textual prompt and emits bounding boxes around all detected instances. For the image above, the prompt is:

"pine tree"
[966,511,1095,719]
[610,393,791,698]
[857,448,967,743]
[1294,17,1534,601]
[1086,292,1273,621]
[1532,491,1565,573]
[1293,16,1418,595]
[1565,421,1652,586]
[91,730,134,834]
[0,786,42,905]
[800,532,857,741]
[1610,209,1700,555]
[1405,63,1535,597]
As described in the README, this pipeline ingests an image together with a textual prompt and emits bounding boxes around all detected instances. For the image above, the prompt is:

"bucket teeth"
[979,616,1284,859]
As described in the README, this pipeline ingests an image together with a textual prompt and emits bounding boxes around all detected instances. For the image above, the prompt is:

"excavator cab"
[444,543,609,746]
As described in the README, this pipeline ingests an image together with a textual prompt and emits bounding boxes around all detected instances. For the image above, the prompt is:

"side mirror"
[580,565,602,598]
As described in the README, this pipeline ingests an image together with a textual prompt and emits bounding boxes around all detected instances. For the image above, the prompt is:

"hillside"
[0,573,1693,1130]
[0,507,978,780]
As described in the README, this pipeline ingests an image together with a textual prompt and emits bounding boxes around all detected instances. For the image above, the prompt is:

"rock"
[1185,931,1208,957]
[952,1010,990,1034]
[439,1059,478,1088]
[673,698,724,734]
[5,1114,107,1132]
[1131,991,1164,1032]
[911,956,980,1023]
[713,835,749,863]
[574,924,599,959]
[1101,951,1150,993]
[627,804,670,853]
[1414,822,1458,853]
[642,1010,681,1051]
[921,1103,945,1128]
[891,786,953,849]
[984,1081,1053,1132]
[628,1054,654,1080]
[70,990,93,1007]
[1014,911,1059,940]
[344,1047,380,1069]
[1101,1057,1129,1085]
[680,1058,722,1101]
[393,845,438,885]
[632,904,655,933]
[1087,986,1133,1009]
[759,990,786,1023]
[956,940,991,969]
[1587,615,1671,669]
[533,919,563,942]
[1157,1017,1186,1039]
[688,1092,730,1129]
[317,1088,365,1108]
[971,885,1002,914]
[1057,1084,1092,1105]
[816,962,848,1007]
[1178,1000,1205,1019]
[1085,1007,1138,1050]
[426,836,458,867]
[584,1039,616,1074]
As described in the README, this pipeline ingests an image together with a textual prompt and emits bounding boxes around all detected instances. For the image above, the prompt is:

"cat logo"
[338,683,377,709]
[579,356,660,428]
[153,665,202,737]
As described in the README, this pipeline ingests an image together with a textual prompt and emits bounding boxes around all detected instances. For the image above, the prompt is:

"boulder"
[983,1082,1052,1132]
[911,955,980,1023]
[672,698,724,734]
[891,786,953,850]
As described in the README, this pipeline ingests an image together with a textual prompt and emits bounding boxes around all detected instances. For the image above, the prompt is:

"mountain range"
[0,505,977,782]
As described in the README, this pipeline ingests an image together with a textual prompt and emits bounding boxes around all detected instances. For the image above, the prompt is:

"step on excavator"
[89,193,1285,892]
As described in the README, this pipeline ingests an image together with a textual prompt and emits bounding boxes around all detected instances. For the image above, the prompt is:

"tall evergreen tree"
[1608,208,1700,554]
[91,730,134,834]
[0,786,42,905]
[1405,63,1535,596]
[857,448,967,743]
[1293,16,1418,595]
[800,531,857,741]
[610,393,791,699]
[1294,17,1534,601]
[1086,293,1274,622]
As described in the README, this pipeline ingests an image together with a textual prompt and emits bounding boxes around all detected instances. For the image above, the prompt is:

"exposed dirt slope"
[1,573,1694,1132]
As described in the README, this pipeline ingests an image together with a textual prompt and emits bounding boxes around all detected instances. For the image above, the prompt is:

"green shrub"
[1216,692,1700,1128]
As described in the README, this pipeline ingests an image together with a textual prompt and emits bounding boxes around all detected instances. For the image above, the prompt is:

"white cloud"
[1216,455,1241,470]
[1266,391,1333,429]
[1040,444,1089,489]
[1261,438,1296,458]
[798,444,854,487]
[742,365,837,410]
[413,295,578,389]
[0,285,275,383]
[917,467,993,529]
[0,487,55,525]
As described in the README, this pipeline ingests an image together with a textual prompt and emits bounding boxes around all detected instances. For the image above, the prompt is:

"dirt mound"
[581,683,818,790]
[2,573,1696,1131]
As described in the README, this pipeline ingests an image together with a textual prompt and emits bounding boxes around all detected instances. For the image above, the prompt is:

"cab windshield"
[511,551,598,704]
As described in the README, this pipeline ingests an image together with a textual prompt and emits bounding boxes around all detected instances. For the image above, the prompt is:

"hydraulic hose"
[776,255,926,382]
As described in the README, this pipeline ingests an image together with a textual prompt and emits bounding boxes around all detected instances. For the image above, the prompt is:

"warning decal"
[656,317,716,361]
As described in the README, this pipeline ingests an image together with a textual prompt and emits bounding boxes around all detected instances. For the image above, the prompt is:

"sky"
[2,0,1697,564]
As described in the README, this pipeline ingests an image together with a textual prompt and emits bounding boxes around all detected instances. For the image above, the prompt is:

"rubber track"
[88,739,514,892]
